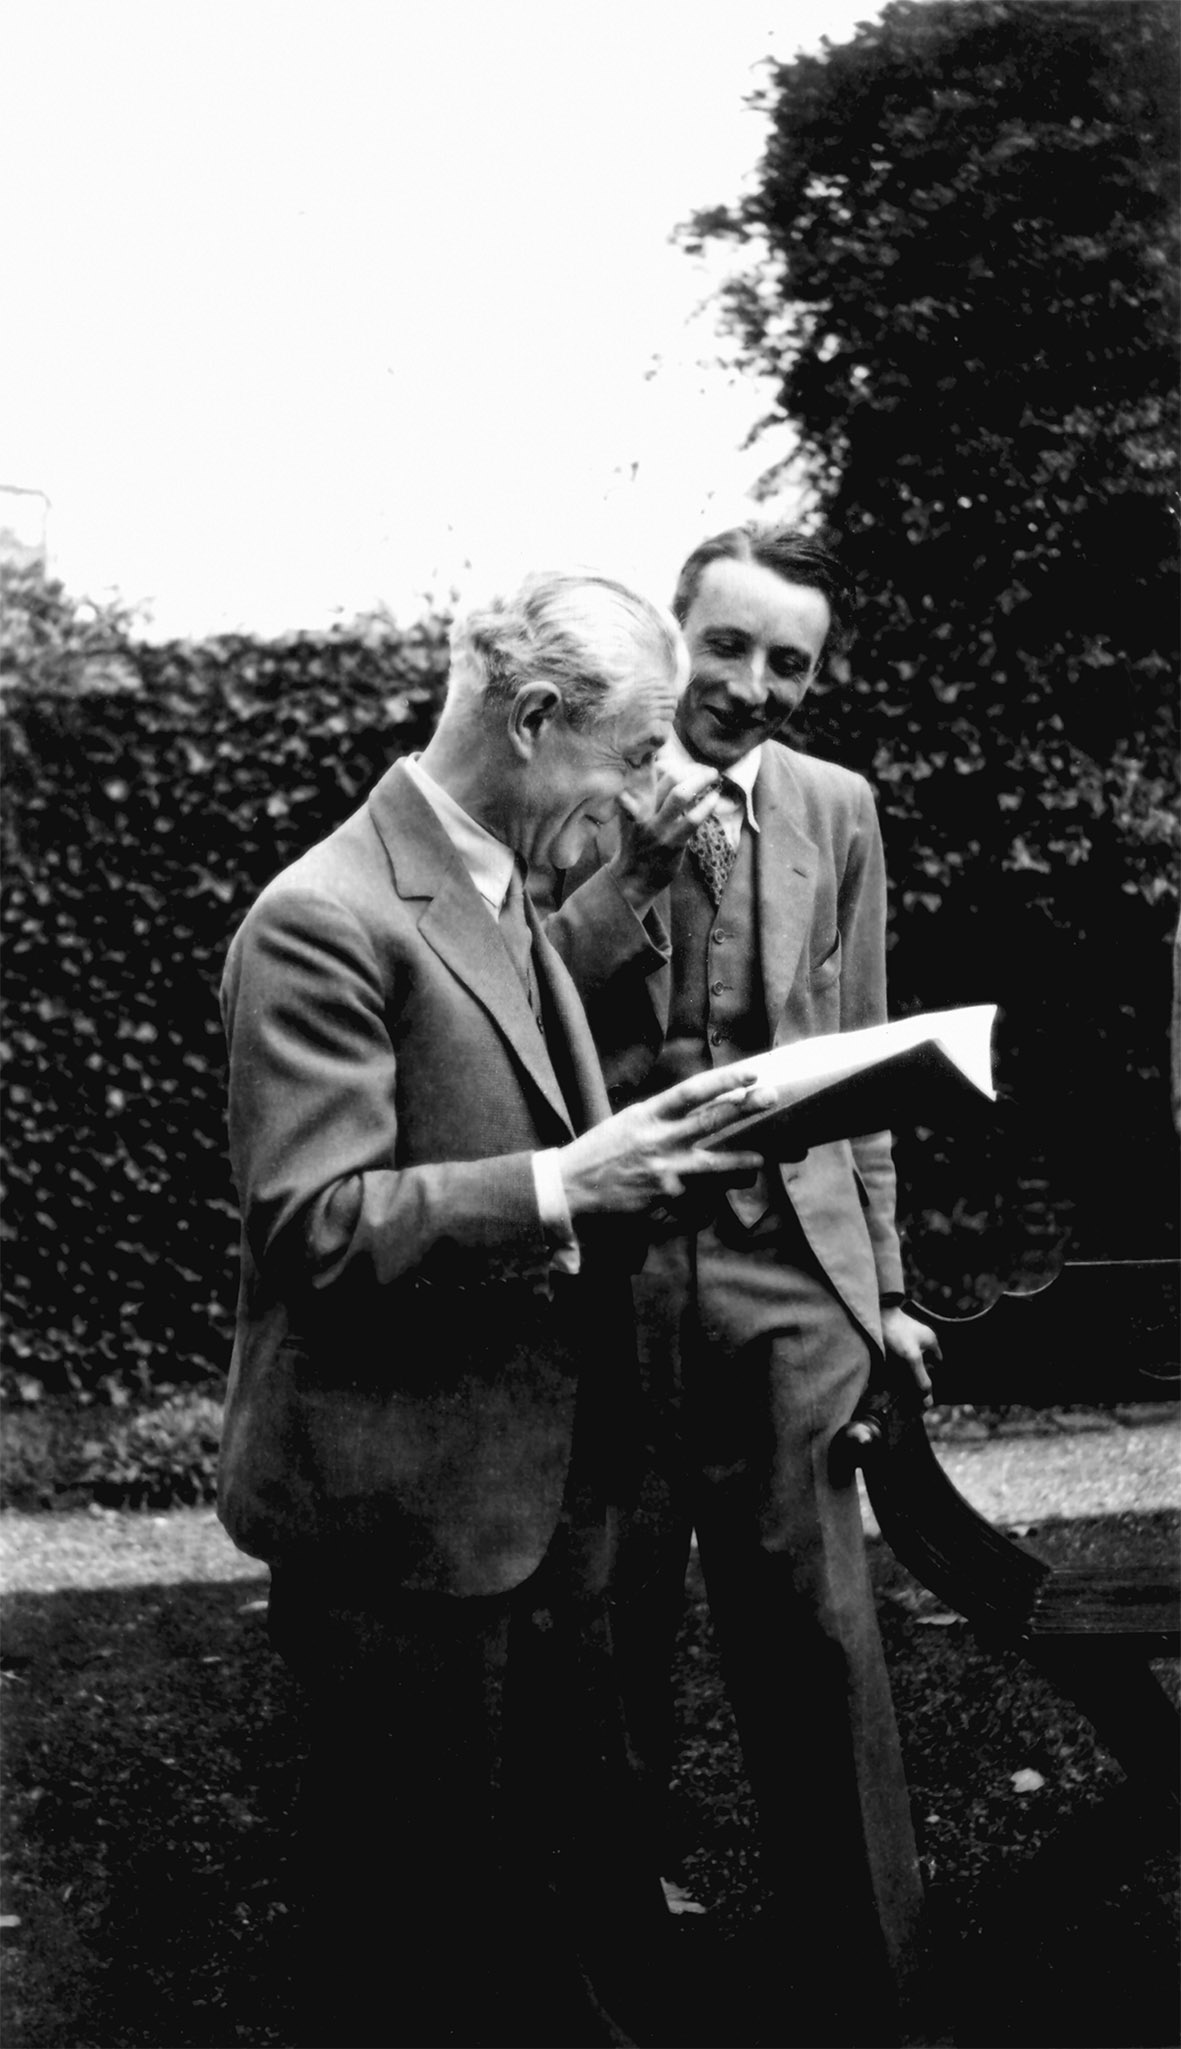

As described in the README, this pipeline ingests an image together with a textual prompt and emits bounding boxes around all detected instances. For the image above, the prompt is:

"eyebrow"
[702,626,811,669]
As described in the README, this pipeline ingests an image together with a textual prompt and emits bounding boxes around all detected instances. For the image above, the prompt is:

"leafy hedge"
[2,568,448,1398]
[1,563,1177,1401]
[0,1387,225,1510]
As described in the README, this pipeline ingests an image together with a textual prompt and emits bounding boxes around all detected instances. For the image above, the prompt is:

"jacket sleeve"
[839,782,905,1299]
[545,860,668,996]
[221,885,551,1302]
[544,855,671,1104]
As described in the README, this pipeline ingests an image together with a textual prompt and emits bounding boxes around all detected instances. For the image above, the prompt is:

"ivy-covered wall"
[2,567,1176,1397]
[2,580,448,1396]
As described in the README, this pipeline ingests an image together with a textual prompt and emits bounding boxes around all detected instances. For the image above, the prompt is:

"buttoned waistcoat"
[545,741,905,1345]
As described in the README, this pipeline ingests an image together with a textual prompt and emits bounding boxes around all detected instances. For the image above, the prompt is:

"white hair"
[448,569,686,728]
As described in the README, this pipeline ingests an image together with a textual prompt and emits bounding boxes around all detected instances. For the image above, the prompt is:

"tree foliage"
[683,0,1179,1267]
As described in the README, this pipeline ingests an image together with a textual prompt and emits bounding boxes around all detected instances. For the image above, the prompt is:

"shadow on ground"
[1,1513,1177,2047]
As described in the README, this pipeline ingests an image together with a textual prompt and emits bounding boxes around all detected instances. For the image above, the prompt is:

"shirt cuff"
[532,1149,581,1276]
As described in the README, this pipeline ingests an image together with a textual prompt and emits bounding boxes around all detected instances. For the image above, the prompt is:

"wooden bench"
[836,1258,1180,1808]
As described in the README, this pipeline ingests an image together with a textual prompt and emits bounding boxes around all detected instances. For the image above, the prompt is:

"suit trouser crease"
[613,1214,924,2022]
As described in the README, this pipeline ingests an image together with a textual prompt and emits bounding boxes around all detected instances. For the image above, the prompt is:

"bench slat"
[1031,1571,1179,1643]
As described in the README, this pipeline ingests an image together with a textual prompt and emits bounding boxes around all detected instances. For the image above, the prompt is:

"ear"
[506,680,562,762]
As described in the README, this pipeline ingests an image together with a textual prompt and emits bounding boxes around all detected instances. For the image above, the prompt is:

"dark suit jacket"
[218,759,633,1597]
[546,740,905,1343]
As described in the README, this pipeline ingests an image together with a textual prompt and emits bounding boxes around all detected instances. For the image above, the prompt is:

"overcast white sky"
[2,0,881,637]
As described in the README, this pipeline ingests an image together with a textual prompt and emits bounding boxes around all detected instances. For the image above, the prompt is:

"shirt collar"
[404,753,517,913]
[660,729,761,833]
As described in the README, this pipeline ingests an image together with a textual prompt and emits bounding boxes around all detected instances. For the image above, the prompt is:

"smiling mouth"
[708,706,761,737]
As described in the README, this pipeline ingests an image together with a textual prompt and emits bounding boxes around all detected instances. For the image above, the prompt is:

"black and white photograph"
[1,3,1178,2045]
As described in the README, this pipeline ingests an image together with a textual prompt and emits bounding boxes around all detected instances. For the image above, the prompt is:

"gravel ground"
[2,1417,1176,1594]
[0,1504,266,1594]
[862,1413,1179,1538]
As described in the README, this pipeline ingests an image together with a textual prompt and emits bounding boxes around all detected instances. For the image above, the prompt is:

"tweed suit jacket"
[546,740,905,1344]
[218,758,633,1597]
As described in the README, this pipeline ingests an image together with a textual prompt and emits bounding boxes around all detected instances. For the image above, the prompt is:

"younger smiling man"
[546,525,938,2047]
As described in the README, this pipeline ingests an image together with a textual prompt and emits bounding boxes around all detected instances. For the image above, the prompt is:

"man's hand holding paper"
[558,1064,776,1218]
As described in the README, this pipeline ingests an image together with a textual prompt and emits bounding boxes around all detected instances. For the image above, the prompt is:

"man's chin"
[680,714,760,768]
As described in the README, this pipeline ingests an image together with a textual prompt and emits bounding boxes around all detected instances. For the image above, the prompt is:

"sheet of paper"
[737,1004,998,1107]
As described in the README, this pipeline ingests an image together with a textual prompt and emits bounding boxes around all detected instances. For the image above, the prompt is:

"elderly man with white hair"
[218,569,769,2048]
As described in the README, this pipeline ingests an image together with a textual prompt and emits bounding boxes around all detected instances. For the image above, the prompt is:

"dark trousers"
[269,1466,668,2046]
[612,1215,926,2047]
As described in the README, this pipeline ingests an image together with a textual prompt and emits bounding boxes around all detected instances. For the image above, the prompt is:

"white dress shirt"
[658,728,762,850]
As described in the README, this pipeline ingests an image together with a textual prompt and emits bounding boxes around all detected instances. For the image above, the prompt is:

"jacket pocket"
[810,932,842,990]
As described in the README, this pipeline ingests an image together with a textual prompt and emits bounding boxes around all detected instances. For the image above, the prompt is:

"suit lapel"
[368,761,576,1136]
[753,746,819,1038]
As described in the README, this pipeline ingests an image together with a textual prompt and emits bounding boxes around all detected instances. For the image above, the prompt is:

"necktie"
[499,860,542,1022]
[689,785,741,906]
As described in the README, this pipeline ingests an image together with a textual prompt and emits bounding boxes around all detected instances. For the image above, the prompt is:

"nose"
[721,647,772,707]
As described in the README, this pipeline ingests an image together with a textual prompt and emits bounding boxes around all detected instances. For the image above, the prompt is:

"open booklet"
[702,1004,998,1159]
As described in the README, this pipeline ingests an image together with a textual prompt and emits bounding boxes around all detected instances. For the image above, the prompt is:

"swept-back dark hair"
[671,524,853,658]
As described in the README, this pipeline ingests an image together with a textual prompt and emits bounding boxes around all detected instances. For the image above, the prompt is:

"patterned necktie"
[499,860,542,1021]
[689,785,742,907]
